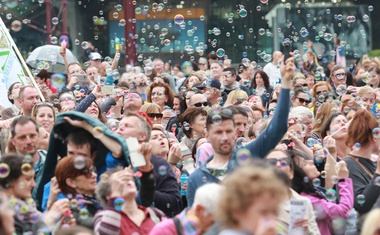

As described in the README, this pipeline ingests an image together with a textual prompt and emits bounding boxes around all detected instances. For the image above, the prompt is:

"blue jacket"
[187,88,290,206]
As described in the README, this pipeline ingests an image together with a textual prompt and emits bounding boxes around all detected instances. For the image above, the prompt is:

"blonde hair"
[224,90,248,107]
[216,164,287,229]
[140,103,162,113]
[361,208,380,235]
[358,85,375,97]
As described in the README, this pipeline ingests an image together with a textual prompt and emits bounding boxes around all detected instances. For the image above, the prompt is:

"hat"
[90,52,102,60]
[196,78,221,90]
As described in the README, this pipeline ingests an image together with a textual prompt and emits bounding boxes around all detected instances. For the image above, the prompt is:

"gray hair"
[95,166,124,208]
[289,106,314,120]
[193,183,224,214]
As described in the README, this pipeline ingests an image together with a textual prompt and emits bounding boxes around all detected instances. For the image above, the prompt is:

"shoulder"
[149,218,176,235]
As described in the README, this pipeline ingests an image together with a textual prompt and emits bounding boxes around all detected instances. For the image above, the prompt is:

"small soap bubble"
[21,163,33,175]
[356,194,366,205]
[79,208,89,219]
[353,142,361,150]
[114,197,125,211]
[236,148,251,165]
[92,126,104,139]
[320,170,327,179]
[361,72,371,83]
[326,189,337,202]
[336,85,347,96]
[372,127,380,138]
[73,156,86,170]
[313,178,321,187]
[174,14,184,25]
[0,163,10,178]
[52,17,59,25]
[212,114,222,125]
[158,165,167,175]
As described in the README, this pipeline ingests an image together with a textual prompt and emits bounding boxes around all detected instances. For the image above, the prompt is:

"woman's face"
[315,84,329,98]
[38,127,50,150]
[289,123,305,143]
[151,87,167,107]
[355,69,365,80]
[360,93,376,111]
[190,114,207,137]
[295,157,320,180]
[173,97,181,111]
[35,106,55,133]
[369,70,380,87]
[85,102,99,119]
[150,130,169,157]
[255,73,264,87]
[60,94,76,111]
[306,76,315,88]
[265,151,292,179]
[328,115,348,139]
[71,166,97,195]
[185,91,195,107]
[346,109,357,121]
[188,76,200,89]
[10,171,36,200]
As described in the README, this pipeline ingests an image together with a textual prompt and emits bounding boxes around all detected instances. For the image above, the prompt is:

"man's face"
[123,93,143,112]
[68,64,82,80]
[207,120,236,156]
[10,83,22,101]
[210,63,222,79]
[221,71,235,88]
[234,114,248,138]
[90,59,101,68]
[11,121,39,155]
[117,116,145,142]
[20,87,40,115]
[154,60,164,74]
[190,94,207,107]
[301,115,313,138]
[86,67,99,81]
[67,142,92,159]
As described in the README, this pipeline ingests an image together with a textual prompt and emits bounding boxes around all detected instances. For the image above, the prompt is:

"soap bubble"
[52,17,59,25]
[0,163,10,178]
[363,14,370,23]
[81,41,89,49]
[212,114,222,125]
[216,48,225,58]
[239,9,247,18]
[372,127,380,138]
[114,197,125,211]
[158,165,167,175]
[73,156,86,170]
[356,194,366,205]
[326,189,337,202]
[336,85,347,96]
[174,14,185,25]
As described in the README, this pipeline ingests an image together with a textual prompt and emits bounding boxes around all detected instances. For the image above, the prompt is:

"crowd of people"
[1,40,380,235]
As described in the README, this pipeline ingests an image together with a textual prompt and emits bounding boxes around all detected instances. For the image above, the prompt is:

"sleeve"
[186,174,197,207]
[71,207,94,229]
[154,164,182,217]
[245,88,290,158]
[74,93,97,112]
[93,198,122,235]
[306,199,321,235]
[321,178,354,218]
[1,108,14,120]
[344,158,380,214]
[138,168,156,207]
[149,219,177,235]
[100,97,117,114]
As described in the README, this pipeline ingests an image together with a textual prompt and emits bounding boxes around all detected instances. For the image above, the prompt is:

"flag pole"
[0,17,45,101]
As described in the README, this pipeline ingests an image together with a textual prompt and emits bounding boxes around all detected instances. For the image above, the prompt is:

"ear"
[65,178,77,189]
[289,169,294,180]
[326,130,330,136]
[10,136,16,147]
[138,133,147,143]
[91,150,97,160]
[194,204,205,218]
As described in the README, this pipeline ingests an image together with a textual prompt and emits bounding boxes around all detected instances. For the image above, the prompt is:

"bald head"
[273,51,283,64]
[189,94,207,106]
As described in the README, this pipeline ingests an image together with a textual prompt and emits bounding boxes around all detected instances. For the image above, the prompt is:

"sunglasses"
[194,102,209,107]
[316,90,328,95]
[297,97,311,105]
[334,73,346,79]
[148,113,163,119]
[80,168,97,178]
[265,158,290,167]
[35,102,54,107]
[302,83,308,87]
[124,93,140,99]
[59,96,75,102]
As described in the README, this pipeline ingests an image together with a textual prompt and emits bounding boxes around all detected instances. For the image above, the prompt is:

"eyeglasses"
[59,96,75,102]
[148,113,163,119]
[316,90,328,95]
[151,92,164,97]
[297,97,311,105]
[125,93,140,99]
[80,168,97,178]
[265,158,290,167]
[194,102,209,107]
[334,73,346,79]
[199,63,206,65]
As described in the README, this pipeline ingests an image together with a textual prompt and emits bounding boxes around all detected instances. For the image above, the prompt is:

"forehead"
[24,87,39,95]
[334,69,345,74]
[14,121,37,134]
[37,106,54,114]
[152,86,165,92]
[208,119,235,131]
[191,94,207,103]
[122,116,141,124]
[266,151,288,159]
[316,85,327,91]
[151,130,165,136]
[234,114,248,122]
[332,115,347,123]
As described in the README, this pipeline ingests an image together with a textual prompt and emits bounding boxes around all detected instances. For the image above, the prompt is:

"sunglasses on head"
[59,96,75,102]
[194,101,209,107]
[35,102,54,107]
[148,113,163,119]
[265,158,290,167]
[297,97,311,105]
[80,167,97,178]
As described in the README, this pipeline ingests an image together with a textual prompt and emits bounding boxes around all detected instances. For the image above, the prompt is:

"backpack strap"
[147,207,161,224]
[173,217,183,235]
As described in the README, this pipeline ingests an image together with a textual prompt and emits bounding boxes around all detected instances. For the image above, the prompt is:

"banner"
[0,17,35,108]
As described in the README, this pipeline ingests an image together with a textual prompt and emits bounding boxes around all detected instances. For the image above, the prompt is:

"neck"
[14,101,22,110]
[350,145,373,159]
[208,152,231,168]
[335,139,349,159]
[22,109,31,116]
[122,198,139,215]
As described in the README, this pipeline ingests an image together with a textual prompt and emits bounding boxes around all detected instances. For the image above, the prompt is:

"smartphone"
[289,199,307,235]
[101,85,115,95]
[74,74,87,87]
[283,42,292,62]
[126,137,146,167]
